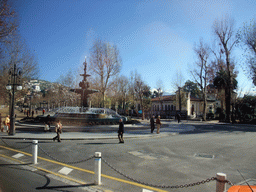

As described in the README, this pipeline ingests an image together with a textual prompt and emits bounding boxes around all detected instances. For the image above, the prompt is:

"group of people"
[118,115,163,144]
[0,112,179,144]
[23,109,37,117]
[150,115,162,134]
[46,117,124,143]
[48,114,181,143]
[150,113,182,134]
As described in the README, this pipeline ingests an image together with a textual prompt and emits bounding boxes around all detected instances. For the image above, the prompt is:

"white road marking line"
[12,153,24,158]
[21,165,37,172]
[128,151,144,156]
[142,189,154,192]
[58,167,73,175]
[139,155,157,160]
[129,151,157,160]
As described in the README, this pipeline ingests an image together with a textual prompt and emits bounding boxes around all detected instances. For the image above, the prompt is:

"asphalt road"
[1,122,256,192]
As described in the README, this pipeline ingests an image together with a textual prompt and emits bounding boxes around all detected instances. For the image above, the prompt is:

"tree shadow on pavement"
[0,163,32,167]
[77,142,118,145]
[36,182,95,190]
[36,173,95,191]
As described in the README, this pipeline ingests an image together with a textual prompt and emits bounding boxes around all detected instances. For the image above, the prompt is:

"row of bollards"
[31,140,228,191]
[32,140,102,185]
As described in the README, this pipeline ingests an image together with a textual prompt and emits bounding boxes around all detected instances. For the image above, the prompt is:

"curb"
[0,132,176,141]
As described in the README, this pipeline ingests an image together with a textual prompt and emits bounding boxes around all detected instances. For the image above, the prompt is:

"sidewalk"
[0,120,196,140]
[0,130,164,140]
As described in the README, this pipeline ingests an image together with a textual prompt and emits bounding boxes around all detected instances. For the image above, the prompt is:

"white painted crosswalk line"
[12,153,24,158]
[142,189,153,192]
[58,167,73,175]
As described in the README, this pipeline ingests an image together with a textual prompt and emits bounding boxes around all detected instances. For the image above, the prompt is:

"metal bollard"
[94,152,102,185]
[216,173,227,192]
[32,140,38,164]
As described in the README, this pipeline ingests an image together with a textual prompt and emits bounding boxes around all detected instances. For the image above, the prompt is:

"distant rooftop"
[152,95,176,101]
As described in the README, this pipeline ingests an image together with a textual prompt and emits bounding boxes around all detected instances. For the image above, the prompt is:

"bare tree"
[116,75,129,112]
[57,69,75,88]
[237,19,256,85]
[191,39,210,120]
[133,73,151,120]
[127,70,136,111]
[89,39,122,108]
[172,69,184,90]
[156,79,164,111]
[0,0,17,41]
[0,37,39,104]
[212,17,237,122]
[172,70,185,111]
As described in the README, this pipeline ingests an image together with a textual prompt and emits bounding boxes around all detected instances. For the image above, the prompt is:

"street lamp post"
[6,63,22,135]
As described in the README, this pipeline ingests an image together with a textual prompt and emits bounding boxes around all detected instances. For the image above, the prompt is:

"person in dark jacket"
[177,113,181,123]
[118,118,124,143]
[150,115,155,133]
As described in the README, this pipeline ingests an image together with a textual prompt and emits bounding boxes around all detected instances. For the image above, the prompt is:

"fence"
[0,139,234,192]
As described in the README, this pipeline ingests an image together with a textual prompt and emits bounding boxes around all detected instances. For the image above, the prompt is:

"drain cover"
[195,153,214,159]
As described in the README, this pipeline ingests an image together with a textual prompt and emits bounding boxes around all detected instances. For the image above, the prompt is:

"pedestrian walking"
[118,118,124,143]
[53,120,62,142]
[5,115,10,133]
[177,113,181,123]
[156,115,161,134]
[150,115,155,133]
[42,109,45,115]
[44,115,51,132]
[32,110,34,117]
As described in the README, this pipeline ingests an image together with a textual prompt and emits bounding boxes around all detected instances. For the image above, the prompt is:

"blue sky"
[12,0,256,95]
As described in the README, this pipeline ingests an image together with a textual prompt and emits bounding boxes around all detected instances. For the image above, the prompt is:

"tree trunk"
[102,91,105,108]
[141,98,145,120]
[203,93,207,121]
[225,53,231,123]
[225,86,231,122]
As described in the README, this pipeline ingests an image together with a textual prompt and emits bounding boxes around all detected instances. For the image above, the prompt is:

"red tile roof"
[152,95,176,101]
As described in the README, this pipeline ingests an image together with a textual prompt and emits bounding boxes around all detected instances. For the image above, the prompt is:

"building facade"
[151,95,177,118]
[151,89,220,119]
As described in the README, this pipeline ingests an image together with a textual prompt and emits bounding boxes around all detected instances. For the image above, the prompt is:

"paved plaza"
[1,119,256,192]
